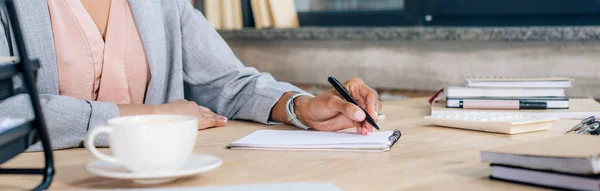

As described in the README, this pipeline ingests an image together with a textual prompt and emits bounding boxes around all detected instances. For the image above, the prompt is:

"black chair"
[0,0,55,190]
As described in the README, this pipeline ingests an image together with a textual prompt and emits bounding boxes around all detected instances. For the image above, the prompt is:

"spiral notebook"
[228,129,401,152]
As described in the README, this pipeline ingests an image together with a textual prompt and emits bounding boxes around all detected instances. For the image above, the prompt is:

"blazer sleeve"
[0,17,118,151]
[0,95,119,151]
[177,1,305,124]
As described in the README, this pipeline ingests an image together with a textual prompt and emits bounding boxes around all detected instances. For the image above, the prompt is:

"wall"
[225,39,600,98]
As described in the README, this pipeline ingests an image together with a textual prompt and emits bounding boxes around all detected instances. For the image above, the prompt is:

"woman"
[0,0,381,151]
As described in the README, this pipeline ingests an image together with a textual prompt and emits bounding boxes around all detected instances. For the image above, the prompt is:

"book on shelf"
[204,0,222,29]
[267,0,299,29]
[231,0,243,30]
[251,0,273,29]
[221,0,243,30]
[204,0,244,30]
[466,77,574,88]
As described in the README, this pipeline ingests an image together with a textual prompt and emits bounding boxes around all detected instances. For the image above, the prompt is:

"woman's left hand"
[294,78,382,135]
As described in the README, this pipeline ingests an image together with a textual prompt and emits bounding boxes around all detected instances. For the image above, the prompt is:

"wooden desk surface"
[1,98,577,191]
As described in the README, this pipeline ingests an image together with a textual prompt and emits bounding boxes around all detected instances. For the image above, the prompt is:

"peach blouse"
[47,0,150,104]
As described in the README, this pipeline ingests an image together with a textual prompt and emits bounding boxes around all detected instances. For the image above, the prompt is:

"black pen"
[327,76,380,131]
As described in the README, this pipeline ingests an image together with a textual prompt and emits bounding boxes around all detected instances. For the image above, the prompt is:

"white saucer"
[86,154,222,184]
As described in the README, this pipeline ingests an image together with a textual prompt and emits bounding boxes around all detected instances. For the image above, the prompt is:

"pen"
[327,76,380,131]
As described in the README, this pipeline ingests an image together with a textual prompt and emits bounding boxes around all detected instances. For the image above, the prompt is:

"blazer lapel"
[128,0,167,104]
[13,0,58,95]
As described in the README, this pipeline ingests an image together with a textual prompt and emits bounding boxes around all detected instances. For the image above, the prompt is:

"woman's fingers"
[196,106,227,130]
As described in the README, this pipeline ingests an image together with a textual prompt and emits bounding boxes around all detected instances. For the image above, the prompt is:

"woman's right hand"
[118,99,228,130]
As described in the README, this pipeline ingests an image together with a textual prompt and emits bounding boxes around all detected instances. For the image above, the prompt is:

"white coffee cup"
[85,114,197,174]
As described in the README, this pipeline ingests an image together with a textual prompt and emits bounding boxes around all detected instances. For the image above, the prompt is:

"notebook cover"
[490,164,600,191]
[492,164,600,179]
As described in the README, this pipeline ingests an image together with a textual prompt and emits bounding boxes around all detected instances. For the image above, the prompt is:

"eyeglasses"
[566,116,600,135]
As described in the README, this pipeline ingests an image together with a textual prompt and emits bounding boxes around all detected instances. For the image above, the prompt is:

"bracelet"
[285,93,314,130]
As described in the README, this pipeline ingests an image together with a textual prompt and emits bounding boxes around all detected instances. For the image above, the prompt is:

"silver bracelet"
[286,93,314,130]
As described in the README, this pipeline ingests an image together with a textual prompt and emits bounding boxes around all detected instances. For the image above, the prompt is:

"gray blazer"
[0,0,302,151]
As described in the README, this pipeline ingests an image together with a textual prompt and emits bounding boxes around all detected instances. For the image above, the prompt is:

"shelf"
[217,26,600,41]
[0,120,37,163]
[0,58,40,80]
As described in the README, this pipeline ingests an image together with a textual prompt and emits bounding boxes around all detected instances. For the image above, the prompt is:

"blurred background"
[193,0,600,101]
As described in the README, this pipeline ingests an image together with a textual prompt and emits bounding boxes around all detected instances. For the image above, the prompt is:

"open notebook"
[228,129,401,152]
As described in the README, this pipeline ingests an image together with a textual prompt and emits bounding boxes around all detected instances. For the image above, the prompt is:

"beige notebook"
[425,112,558,134]
[481,135,600,174]
[432,98,600,120]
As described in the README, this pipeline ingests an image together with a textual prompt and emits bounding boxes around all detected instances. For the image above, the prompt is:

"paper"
[228,130,400,151]
[54,183,343,191]
[0,117,26,134]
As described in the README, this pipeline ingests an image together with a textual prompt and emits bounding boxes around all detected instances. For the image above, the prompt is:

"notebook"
[446,86,565,98]
[490,165,600,191]
[424,112,558,134]
[432,98,600,119]
[446,96,569,109]
[481,135,600,175]
[228,129,401,152]
[465,77,574,88]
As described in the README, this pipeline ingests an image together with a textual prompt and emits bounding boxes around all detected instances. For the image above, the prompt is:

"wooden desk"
[1,98,577,191]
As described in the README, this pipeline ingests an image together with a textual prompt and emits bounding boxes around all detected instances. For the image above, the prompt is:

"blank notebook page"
[228,130,399,151]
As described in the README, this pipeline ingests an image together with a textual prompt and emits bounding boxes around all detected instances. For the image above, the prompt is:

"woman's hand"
[294,78,381,135]
[270,78,381,135]
[118,99,227,130]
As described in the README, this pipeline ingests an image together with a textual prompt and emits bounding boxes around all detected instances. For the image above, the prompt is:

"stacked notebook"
[446,77,573,110]
[432,98,600,120]
[481,135,600,190]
